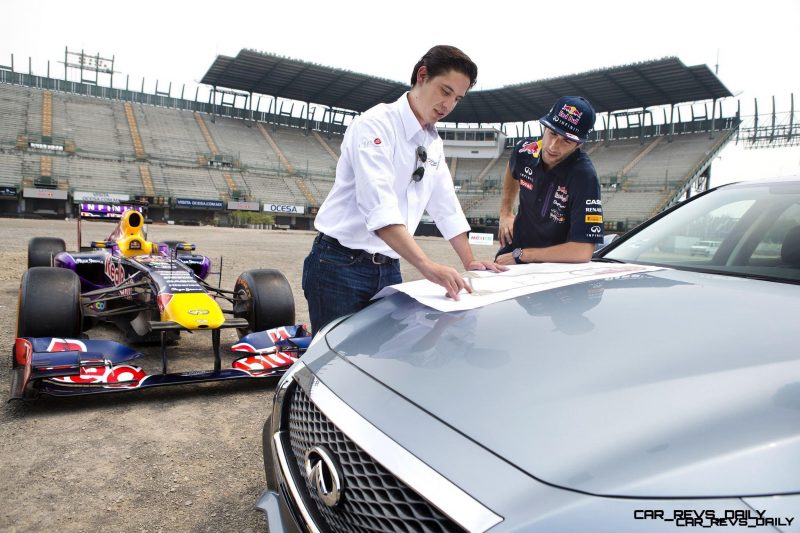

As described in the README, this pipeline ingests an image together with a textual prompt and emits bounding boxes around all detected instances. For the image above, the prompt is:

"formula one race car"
[10,205,310,401]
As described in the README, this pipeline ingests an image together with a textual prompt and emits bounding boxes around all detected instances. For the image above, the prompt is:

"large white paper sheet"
[372,262,663,312]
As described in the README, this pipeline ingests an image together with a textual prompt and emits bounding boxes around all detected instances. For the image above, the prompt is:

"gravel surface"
[0,217,497,532]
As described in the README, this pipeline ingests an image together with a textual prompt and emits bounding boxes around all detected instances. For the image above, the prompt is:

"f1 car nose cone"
[161,293,225,329]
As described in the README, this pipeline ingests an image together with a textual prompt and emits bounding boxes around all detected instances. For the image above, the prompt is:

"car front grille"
[285,384,464,533]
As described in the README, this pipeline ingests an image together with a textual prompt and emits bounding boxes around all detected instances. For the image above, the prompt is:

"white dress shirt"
[313,92,470,259]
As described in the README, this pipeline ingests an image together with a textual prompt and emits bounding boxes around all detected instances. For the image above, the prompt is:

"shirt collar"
[557,148,582,173]
[397,92,436,143]
[540,147,583,176]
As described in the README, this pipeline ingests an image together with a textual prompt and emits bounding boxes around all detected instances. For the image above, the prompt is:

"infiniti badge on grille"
[304,446,344,508]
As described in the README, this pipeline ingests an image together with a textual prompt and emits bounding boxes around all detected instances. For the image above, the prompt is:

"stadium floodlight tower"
[738,94,798,149]
[62,47,115,87]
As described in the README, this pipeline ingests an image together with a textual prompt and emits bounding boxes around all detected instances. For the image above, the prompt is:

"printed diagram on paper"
[373,262,663,312]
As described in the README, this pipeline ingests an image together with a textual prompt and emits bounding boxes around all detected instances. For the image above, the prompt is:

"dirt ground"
[0,217,498,532]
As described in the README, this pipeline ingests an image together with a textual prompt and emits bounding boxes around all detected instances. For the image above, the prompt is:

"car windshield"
[601,180,800,283]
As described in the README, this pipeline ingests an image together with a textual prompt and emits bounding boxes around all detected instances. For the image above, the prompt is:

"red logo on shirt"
[520,179,533,191]
[374,138,382,145]
[518,140,541,157]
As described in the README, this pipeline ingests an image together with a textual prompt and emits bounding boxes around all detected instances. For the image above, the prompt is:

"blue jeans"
[302,236,401,334]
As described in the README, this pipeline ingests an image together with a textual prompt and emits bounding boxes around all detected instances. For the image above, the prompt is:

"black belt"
[317,233,397,265]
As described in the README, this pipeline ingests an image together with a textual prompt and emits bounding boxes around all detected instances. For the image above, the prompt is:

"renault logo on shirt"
[304,446,344,508]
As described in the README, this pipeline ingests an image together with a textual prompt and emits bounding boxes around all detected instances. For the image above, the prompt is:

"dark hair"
[410,45,477,88]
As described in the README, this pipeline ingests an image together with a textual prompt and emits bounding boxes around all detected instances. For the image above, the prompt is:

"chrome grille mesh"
[285,384,463,533]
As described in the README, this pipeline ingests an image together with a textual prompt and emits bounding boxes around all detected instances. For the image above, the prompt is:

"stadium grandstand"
[1,48,796,235]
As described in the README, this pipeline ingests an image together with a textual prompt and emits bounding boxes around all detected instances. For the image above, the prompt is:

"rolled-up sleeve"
[348,118,406,232]
[426,159,471,240]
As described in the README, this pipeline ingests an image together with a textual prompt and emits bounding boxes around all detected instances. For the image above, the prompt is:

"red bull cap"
[539,96,596,143]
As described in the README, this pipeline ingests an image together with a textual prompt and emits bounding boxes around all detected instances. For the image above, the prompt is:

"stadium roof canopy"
[200,49,733,125]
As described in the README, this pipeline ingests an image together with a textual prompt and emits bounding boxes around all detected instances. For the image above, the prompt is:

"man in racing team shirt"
[495,96,603,265]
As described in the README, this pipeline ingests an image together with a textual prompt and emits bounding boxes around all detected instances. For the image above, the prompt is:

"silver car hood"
[324,268,800,498]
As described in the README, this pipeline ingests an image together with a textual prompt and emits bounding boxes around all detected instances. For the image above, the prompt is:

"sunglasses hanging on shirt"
[411,145,427,182]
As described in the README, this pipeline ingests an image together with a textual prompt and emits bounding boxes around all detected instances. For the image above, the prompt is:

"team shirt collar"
[537,146,583,177]
[399,92,436,142]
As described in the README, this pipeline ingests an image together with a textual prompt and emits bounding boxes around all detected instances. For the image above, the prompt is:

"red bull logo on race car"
[36,338,148,388]
[47,338,88,352]
[558,104,583,126]
[104,254,125,286]
[231,352,297,375]
[52,364,147,387]
[156,293,173,313]
[231,326,301,376]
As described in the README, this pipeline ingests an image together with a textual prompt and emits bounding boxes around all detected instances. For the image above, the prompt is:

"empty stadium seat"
[0,82,738,224]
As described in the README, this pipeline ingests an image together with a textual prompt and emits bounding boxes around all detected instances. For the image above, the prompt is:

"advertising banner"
[80,203,144,218]
[23,188,68,200]
[175,198,224,209]
[263,203,305,214]
[227,201,260,211]
[468,232,494,246]
[73,191,131,203]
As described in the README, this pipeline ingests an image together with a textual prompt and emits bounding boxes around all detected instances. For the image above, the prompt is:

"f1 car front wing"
[9,325,311,401]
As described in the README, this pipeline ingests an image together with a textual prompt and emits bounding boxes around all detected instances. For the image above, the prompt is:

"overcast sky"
[3,0,799,185]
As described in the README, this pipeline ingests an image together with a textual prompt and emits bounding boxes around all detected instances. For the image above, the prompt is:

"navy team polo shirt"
[509,138,604,248]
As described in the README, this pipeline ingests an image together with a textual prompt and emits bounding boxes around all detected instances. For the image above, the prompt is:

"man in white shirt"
[303,45,505,333]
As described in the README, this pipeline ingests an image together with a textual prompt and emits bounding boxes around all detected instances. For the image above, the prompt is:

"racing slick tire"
[17,267,82,339]
[27,237,66,268]
[233,269,295,337]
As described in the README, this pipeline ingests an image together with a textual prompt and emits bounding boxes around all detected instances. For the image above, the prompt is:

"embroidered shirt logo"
[518,140,541,157]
